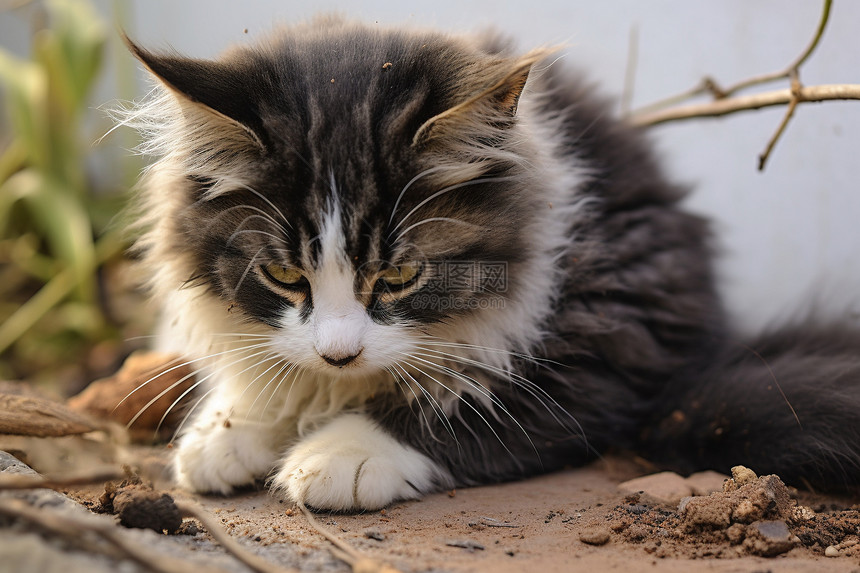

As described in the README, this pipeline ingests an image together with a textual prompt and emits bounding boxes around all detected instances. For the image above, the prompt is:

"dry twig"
[0,468,125,490]
[631,83,860,126]
[175,500,301,573]
[629,0,853,170]
[297,501,403,573]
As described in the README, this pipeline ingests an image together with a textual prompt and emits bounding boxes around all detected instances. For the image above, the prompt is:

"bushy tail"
[645,322,860,491]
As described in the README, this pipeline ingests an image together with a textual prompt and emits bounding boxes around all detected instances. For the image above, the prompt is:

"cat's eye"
[261,263,305,288]
[375,263,422,294]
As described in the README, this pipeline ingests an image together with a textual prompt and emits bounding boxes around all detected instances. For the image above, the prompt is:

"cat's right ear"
[124,35,267,151]
[411,48,553,150]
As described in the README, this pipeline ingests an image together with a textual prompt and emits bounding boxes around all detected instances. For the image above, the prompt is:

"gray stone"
[743,520,795,557]
[0,450,37,475]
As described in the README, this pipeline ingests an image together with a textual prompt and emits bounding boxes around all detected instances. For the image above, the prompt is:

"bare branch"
[758,71,802,171]
[632,0,834,118]
[630,84,860,127]
[620,24,639,116]
[0,468,125,490]
[627,1,849,170]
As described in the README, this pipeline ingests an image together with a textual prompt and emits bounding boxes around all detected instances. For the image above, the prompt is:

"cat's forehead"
[137,21,539,272]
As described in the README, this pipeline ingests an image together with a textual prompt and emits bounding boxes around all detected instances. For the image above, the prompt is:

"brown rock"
[618,471,693,505]
[67,352,195,442]
[685,470,728,496]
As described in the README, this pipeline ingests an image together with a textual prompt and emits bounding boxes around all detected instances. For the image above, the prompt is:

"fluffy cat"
[121,16,860,511]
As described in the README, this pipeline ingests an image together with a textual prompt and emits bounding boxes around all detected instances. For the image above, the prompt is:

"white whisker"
[396,217,486,239]
[413,345,585,439]
[227,228,286,248]
[398,356,513,457]
[233,246,267,295]
[388,165,453,227]
[389,175,519,239]
[155,378,206,436]
[170,386,219,444]
[235,181,293,230]
[401,351,539,456]
[415,338,554,367]
[390,362,457,445]
[244,358,293,422]
[202,203,291,239]
[259,362,299,421]
[126,344,277,430]
[114,341,274,412]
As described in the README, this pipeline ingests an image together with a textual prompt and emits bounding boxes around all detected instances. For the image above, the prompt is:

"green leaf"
[39,0,106,115]
[0,170,96,301]
[0,51,50,170]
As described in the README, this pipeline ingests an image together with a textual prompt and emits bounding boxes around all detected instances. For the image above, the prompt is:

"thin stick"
[630,83,860,127]
[631,0,834,118]
[719,0,832,99]
[176,500,301,573]
[758,71,802,171]
[296,501,402,573]
[0,468,126,490]
[620,24,639,116]
[0,497,229,573]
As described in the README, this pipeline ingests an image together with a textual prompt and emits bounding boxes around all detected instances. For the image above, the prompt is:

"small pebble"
[579,527,611,546]
[824,545,840,557]
[731,466,758,486]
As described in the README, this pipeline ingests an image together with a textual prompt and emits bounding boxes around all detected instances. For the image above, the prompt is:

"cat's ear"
[124,36,266,150]
[412,48,552,149]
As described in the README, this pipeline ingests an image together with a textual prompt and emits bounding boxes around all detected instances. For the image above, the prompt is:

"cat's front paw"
[272,414,448,511]
[174,419,279,495]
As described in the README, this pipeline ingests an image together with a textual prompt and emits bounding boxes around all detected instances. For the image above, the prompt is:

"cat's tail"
[644,321,860,491]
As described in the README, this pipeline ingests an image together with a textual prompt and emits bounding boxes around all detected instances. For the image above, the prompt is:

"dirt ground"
[51,448,860,573]
[2,362,859,572]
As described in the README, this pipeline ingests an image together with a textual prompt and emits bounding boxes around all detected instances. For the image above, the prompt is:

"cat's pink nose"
[320,350,362,367]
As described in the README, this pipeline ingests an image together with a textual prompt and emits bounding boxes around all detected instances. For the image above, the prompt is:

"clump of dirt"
[604,466,860,559]
[98,474,184,534]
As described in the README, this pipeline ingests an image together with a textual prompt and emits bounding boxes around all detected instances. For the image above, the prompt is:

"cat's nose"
[320,350,362,367]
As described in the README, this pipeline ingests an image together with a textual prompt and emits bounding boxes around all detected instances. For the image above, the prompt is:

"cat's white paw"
[173,419,279,494]
[272,414,448,511]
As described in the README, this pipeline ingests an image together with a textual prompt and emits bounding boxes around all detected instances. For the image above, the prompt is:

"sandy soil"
[59,449,860,573]
[3,362,857,572]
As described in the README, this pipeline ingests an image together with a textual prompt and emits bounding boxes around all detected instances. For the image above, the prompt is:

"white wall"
[3,1,858,332]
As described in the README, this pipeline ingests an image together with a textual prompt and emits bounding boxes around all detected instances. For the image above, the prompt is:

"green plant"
[0,0,135,388]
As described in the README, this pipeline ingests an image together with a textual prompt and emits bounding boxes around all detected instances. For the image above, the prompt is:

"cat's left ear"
[124,36,267,150]
[412,48,553,149]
